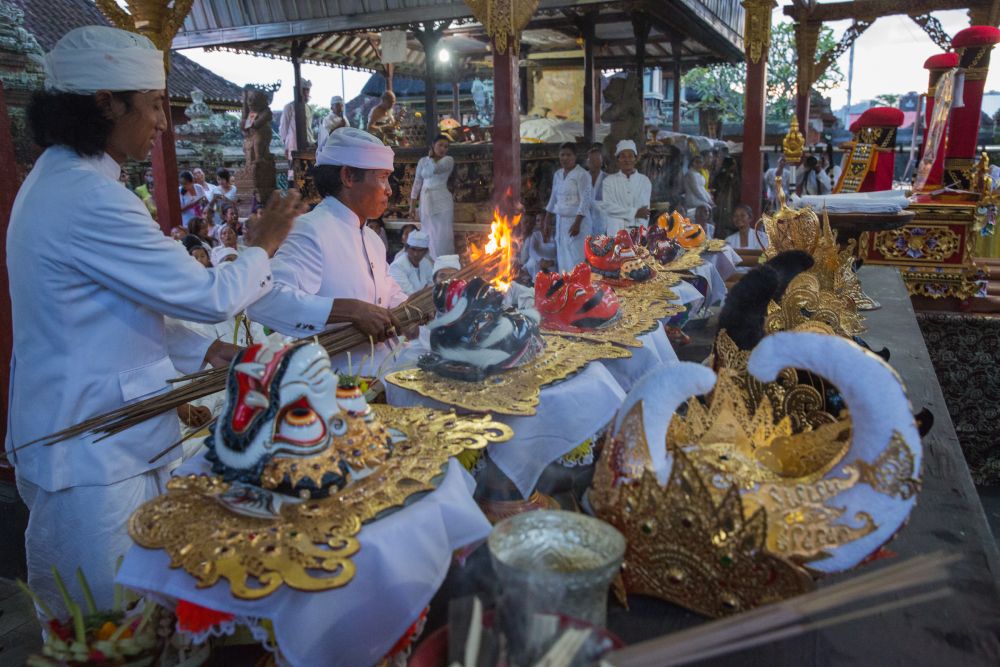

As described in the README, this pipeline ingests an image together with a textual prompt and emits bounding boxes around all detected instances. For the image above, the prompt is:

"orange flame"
[470,208,521,291]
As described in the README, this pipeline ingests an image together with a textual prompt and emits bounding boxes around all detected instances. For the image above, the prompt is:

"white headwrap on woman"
[315,127,395,170]
[43,26,165,94]
[615,139,638,156]
[211,246,238,265]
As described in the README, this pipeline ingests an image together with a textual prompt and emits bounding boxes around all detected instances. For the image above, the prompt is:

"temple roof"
[10,0,245,109]
[172,0,745,78]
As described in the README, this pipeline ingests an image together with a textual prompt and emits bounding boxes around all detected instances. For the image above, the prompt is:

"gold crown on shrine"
[590,332,923,616]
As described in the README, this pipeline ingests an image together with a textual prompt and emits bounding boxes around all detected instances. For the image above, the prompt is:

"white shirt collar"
[52,145,122,183]
[321,195,364,229]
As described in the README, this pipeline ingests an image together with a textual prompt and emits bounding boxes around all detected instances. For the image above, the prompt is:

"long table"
[430,266,1000,665]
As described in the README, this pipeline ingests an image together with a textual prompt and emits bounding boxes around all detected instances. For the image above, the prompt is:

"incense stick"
[6,253,500,457]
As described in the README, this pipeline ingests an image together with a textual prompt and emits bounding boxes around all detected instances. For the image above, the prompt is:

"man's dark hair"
[735,203,754,217]
[216,167,231,181]
[180,170,194,184]
[805,155,819,168]
[27,90,136,157]
[432,134,450,145]
[559,142,577,152]
[312,164,367,198]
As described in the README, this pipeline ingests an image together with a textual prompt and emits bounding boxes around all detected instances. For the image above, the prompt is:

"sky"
[178,4,1000,113]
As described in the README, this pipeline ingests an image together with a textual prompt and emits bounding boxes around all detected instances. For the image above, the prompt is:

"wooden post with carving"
[672,39,683,133]
[414,23,448,144]
[95,0,193,235]
[741,0,776,219]
[291,41,308,153]
[463,0,539,213]
[580,10,598,144]
[794,20,819,139]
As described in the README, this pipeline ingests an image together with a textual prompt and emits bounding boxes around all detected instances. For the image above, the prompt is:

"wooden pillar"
[582,11,597,143]
[414,23,446,144]
[291,40,308,152]
[632,14,651,149]
[386,63,395,93]
[794,20,819,137]
[151,94,182,234]
[451,80,460,121]
[672,40,683,132]
[493,38,521,211]
[741,0,776,219]
[0,83,16,447]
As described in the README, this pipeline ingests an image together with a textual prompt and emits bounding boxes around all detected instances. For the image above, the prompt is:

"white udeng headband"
[43,26,166,93]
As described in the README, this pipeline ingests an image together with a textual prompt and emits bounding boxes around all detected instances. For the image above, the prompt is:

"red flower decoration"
[176,600,234,634]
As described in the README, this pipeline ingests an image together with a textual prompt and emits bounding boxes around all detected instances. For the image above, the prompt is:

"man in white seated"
[388,229,433,295]
[600,140,652,234]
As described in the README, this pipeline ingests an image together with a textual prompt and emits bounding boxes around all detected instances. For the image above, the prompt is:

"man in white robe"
[388,229,433,295]
[248,127,406,376]
[317,95,349,151]
[6,26,299,612]
[545,143,592,272]
[279,80,314,164]
[599,140,652,235]
[764,155,795,209]
[683,154,714,212]
[796,156,832,196]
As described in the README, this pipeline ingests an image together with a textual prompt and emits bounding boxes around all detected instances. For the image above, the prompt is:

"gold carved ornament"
[590,402,815,618]
[593,270,682,313]
[463,0,540,54]
[128,405,513,599]
[764,272,866,339]
[95,0,194,70]
[543,293,682,349]
[384,335,630,416]
[834,142,876,194]
[782,117,805,167]
[742,0,777,64]
[704,238,729,253]
[873,225,962,263]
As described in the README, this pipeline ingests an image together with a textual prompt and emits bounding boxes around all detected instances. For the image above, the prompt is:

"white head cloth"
[316,127,395,170]
[331,95,344,105]
[44,26,165,94]
[406,230,430,248]
[615,139,638,156]
[301,79,312,89]
[211,246,238,265]
[433,254,461,275]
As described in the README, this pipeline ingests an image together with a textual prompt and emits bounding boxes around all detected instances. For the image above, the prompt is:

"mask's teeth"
[244,390,270,409]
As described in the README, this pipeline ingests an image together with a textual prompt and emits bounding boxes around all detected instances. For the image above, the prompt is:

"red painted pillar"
[0,83,16,448]
[741,51,767,217]
[944,26,1000,188]
[151,95,181,234]
[492,39,521,213]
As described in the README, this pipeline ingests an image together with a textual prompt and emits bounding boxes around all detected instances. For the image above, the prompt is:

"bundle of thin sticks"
[604,552,958,666]
[14,253,501,454]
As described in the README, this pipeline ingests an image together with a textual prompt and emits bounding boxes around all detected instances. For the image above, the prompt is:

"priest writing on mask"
[388,229,434,295]
[6,26,301,613]
[248,127,409,375]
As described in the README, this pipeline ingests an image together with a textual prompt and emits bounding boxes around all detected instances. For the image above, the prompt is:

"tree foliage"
[683,21,845,123]
[873,93,901,107]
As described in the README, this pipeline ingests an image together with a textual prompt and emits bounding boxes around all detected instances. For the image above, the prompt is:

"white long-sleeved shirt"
[546,164,592,219]
[6,146,274,490]
[683,169,714,209]
[279,101,315,155]
[796,165,832,195]
[764,167,795,201]
[600,171,652,232]
[388,253,434,295]
[248,195,407,338]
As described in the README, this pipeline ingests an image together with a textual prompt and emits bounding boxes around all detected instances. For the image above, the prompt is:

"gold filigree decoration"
[834,142,876,193]
[128,406,513,599]
[704,238,729,253]
[384,335,630,415]
[543,294,682,348]
[853,431,921,501]
[463,0,539,54]
[595,266,683,305]
[742,0,777,64]
[590,412,815,618]
[873,226,962,263]
[656,248,705,273]
[764,272,866,338]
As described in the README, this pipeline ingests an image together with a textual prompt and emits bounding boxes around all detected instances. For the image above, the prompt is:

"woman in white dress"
[683,154,714,211]
[410,134,455,259]
[545,142,593,272]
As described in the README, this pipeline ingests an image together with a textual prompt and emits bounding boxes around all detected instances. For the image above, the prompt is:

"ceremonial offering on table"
[387,278,630,416]
[590,330,922,617]
[535,263,683,349]
[120,340,512,665]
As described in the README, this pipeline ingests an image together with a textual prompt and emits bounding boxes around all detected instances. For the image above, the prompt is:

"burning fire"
[470,208,521,291]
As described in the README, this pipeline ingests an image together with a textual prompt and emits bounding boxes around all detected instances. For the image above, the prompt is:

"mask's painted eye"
[330,417,348,436]
[276,399,326,446]
[574,288,587,299]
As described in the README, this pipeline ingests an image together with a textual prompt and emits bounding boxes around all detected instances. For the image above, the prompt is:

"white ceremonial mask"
[316,127,395,170]
[43,25,165,93]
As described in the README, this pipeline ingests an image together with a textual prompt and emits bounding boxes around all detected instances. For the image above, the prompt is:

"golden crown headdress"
[590,331,922,617]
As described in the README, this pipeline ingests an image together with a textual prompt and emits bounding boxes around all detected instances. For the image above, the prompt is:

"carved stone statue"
[601,72,645,159]
[242,85,277,204]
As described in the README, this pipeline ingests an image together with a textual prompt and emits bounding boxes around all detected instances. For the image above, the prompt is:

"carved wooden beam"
[786,0,988,22]
[969,0,1000,25]
[909,14,953,51]
[815,19,873,81]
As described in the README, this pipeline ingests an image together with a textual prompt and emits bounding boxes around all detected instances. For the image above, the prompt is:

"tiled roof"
[9,0,244,108]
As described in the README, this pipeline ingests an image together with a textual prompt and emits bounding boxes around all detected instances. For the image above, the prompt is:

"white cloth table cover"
[790,190,910,213]
[386,362,625,497]
[600,327,678,392]
[703,246,740,282]
[689,262,727,310]
[118,458,488,667]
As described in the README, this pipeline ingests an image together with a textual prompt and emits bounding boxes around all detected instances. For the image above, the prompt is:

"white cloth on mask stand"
[600,170,652,234]
[386,359,625,498]
[412,156,455,258]
[547,164,593,272]
[595,326,679,393]
[118,457,488,667]
[703,245,741,281]
[689,261,728,311]
[6,26,276,612]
